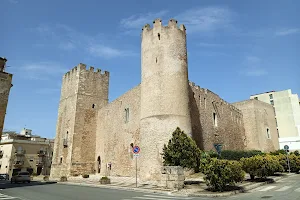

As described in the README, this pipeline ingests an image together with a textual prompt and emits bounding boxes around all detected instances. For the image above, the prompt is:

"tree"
[162,127,201,171]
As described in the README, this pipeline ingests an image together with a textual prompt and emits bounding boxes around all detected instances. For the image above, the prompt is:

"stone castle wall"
[0,72,13,138]
[96,85,140,177]
[189,82,246,151]
[233,100,279,152]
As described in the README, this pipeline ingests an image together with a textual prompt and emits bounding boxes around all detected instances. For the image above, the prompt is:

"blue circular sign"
[133,146,140,154]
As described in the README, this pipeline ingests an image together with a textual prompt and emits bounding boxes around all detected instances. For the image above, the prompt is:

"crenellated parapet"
[141,18,186,37]
[63,63,109,81]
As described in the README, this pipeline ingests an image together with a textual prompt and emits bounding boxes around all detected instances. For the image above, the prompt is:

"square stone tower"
[0,57,13,138]
[50,63,109,178]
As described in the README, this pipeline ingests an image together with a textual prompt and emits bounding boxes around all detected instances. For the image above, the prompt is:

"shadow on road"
[0,180,57,189]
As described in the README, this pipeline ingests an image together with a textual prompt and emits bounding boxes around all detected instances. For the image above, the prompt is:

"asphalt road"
[0,174,299,200]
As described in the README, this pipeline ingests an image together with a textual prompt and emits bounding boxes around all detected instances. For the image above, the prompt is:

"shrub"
[220,150,264,161]
[293,150,299,156]
[162,127,202,172]
[82,174,89,178]
[269,149,286,155]
[100,176,111,184]
[202,159,245,192]
[241,155,283,180]
[60,176,67,182]
[287,154,300,172]
[206,150,218,158]
[43,176,49,181]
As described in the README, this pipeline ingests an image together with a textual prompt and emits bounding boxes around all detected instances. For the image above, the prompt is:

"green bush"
[206,150,218,158]
[269,149,286,155]
[294,150,300,156]
[82,174,89,178]
[287,154,300,172]
[43,176,49,181]
[162,127,202,172]
[60,176,67,182]
[202,159,245,192]
[241,155,284,180]
[220,150,264,161]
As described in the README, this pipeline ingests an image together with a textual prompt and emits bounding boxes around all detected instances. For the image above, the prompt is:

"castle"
[50,19,279,181]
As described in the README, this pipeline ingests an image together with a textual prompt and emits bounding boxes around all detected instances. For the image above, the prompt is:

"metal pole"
[135,156,137,188]
[286,152,291,173]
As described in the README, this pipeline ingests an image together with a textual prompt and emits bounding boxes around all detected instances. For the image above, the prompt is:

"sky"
[1,0,300,139]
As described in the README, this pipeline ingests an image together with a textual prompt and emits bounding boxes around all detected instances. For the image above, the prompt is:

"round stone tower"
[139,19,192,181]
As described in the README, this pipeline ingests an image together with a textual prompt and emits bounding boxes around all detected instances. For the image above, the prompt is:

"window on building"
[92,104,95,108]
[213,113,218,127]
[254,97,258,100]
[125,108,129,123]
[60,157,63,164]
[204,98,206,109]
[266,128,271,139]
[277,128,280,138]
[270,100,274,105]
[269,94,273,99]
[275,118,278,127]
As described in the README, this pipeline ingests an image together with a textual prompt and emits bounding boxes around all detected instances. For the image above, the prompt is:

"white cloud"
[275,28,300,36]
[88,45,136,58]
[242,56,267,77]
[120,10,169,30]
[20,62,68,80]
[33,24,135,58]
[175,7,233,33]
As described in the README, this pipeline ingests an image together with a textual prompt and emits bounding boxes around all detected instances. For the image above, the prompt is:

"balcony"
[13,160,24,167]
[37,150,47,157]
[15,150,26,156]
[63,139,68,147]
[36,160,44,167]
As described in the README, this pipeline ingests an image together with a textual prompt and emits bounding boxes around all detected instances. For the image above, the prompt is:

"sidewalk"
[34,173,298,197]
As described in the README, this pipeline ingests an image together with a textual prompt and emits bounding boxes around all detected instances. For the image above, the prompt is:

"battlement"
[142,18,186,33]
[189,81,243,115]
[63,63,109,80]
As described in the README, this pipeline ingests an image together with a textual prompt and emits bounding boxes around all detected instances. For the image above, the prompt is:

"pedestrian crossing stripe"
[258,186,300,192]
[123,194,193,200]
[0,193,17,199]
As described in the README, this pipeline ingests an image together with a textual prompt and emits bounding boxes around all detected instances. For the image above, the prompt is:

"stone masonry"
[51,19,279,181]
[0,57,13,139]
[233,100,279,152]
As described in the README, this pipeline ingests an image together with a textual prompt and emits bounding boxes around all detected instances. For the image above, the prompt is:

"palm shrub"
[162,127,202,172]
[202,159,245,192]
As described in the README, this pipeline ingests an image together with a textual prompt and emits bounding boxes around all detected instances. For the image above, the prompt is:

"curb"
[57,182,180,196]
[186,174,296,197]
[53,173,297,198]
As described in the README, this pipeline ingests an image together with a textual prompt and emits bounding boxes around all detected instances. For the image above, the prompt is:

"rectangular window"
[254,97,258,100]
[277,129,280,138]
[199,96,201,107]
[270,100,274,105]
[125,108,129,123]
[204,98,206,109]
[269,94,273,99]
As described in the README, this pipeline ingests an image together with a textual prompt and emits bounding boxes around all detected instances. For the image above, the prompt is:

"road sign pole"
[286,151,291,173]
[135,156,137,188]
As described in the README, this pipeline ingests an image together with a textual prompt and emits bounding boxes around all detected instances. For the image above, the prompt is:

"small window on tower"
[266,128,271,139]
[254,97,258,100]
[60,157,63,164]
[269,94,273,99]
[270,100,274,105]
[125,108,130,123]
[213,113,218,127]
[158,33,160,40]
[92,104,95,108]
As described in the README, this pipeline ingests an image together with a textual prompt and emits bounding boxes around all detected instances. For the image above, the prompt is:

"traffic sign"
[284,145,289,150]
[133,146,140,154]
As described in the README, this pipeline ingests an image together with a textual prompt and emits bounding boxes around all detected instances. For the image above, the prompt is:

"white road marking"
[143,195,193,199]
[275,186,292,191]
[295,188,300,192]
[259,186,276,191]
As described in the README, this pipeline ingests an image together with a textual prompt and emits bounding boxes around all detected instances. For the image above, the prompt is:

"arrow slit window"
[266,128,271,139]
[125,108,129,123]
[213,112,218,127]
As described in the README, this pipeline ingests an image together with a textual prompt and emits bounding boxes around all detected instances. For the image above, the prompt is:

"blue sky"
[2,0,300,138]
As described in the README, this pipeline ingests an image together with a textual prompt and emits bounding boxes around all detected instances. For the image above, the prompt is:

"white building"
[250,89,300,150]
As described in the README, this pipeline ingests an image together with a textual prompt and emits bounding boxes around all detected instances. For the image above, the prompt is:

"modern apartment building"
[250,89,300,150]
[0,128,54,177]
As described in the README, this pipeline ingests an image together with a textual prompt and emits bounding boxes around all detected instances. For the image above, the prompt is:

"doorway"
[97,156,101,173]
